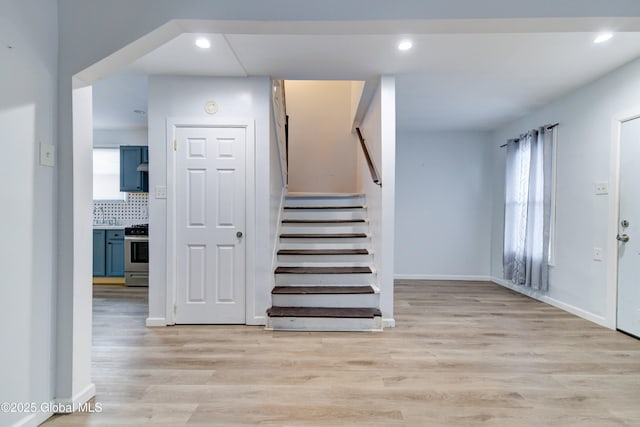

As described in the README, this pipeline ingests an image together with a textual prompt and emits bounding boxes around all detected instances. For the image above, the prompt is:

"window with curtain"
[503,125,556,291]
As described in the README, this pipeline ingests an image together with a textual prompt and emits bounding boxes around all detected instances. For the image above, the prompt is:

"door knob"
[236,231,243,238]
[617,234,630,243]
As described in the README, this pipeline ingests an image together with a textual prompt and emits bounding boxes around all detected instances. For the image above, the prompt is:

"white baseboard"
[248,315,267,326]
[491,277,609,328]
[382,318,396,328]
[11,407,53,427]
[55,383,96,409]
[145,317,167,327]
[394,274,492,282]
[11,384,96,426]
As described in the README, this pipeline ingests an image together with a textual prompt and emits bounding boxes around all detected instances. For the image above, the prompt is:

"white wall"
[395,131,492,280]
[358,76,396,326]
[147,76,273,325]
[489,56,640,327]
[52,4,640,422]
[349,81,365,127]
[270,102,286,284]
[93,128,148,147]
[286,80,358,193]
[0,1,58,426]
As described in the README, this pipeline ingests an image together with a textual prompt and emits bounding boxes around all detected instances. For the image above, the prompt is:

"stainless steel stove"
[124,224,148,286]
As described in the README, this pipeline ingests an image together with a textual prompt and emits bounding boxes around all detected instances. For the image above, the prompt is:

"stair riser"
[279,237,370,245]
[278,253,373,262]
[266,316,382,332]
[271,193,382,332]
[284,195,365,207]
[283,210,366,220]
[281,224,369,234]
[275,273,374,285]
[277,255,373,266]
[272,293,379,308]
[279,242,370,250]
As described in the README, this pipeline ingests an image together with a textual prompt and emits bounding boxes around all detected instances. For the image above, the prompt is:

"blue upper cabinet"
[141,146,149,164]
[120,146,148,192]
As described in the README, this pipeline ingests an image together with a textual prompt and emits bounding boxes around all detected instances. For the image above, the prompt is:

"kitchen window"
[93,148,126,201]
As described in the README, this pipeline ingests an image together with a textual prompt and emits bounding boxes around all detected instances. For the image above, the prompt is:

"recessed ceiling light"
[398,40,413,51]
[593,33,613,44]
[195,38,211,49]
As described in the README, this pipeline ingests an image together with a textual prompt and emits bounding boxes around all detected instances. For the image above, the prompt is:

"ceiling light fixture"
[195,38,211,49]
[398,40,413,51]
[593,33,613,44]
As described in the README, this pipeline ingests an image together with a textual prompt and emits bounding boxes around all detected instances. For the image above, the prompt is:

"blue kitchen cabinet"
[120,146,148,192]
[93,229,106,276]
[141,146,149,164]
[93,228,124,277]
[105,229,125,277]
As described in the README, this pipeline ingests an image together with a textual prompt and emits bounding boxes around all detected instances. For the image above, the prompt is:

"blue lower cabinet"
[94,229,124,277]
[93,230,106,276]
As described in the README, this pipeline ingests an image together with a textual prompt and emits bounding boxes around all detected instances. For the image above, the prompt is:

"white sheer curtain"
[503,126,554,291]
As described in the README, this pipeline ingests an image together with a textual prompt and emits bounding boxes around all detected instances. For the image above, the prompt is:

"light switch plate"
[155,186,167,199]
[594,181,608,195]
[40,143,55,167]
[593,247,603,261]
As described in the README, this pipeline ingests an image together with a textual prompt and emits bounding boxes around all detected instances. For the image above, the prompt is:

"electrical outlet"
[594,182,608,195]
[593,247,604,261]
[155,186,167,199]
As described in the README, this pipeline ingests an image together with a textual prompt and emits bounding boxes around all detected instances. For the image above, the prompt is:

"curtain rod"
[499,123,559,148]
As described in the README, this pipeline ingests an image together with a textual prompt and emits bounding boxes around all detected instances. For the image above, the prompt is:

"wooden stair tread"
[285,193,364,198]
[267,306,381,318]
[275,266,372,274]
[278,249,369,256]
[284,205,364,210]
[280,233,367,239]
[272,286,375,295]
[282,219,366,223]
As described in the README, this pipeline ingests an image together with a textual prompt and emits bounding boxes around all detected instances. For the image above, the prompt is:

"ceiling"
[92,30,640,132]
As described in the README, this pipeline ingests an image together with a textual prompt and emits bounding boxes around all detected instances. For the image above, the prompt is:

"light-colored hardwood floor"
[44,281,640,426]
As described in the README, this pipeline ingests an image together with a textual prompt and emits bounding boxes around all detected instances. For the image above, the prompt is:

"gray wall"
[489,56,640,325]
[395,131,492,279]
[147,75,276,325]
[0,1,58,426]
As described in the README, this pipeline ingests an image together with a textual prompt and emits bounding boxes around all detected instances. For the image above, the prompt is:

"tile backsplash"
[93,193,149,226]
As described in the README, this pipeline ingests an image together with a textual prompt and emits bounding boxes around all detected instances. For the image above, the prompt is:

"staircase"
[266,194,382,331]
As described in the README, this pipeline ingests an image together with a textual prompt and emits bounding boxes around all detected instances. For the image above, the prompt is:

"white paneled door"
[617,116,640,337]
[174,126,246,324]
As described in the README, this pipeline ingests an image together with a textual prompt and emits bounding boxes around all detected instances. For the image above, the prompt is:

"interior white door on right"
[617,116,640,338]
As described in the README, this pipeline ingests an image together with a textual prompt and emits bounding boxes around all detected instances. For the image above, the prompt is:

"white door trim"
[165,118,255,325]
[606,108,640,330]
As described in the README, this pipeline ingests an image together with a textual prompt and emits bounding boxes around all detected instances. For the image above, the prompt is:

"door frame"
[165,118,255,325]
[606,108,640,330]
